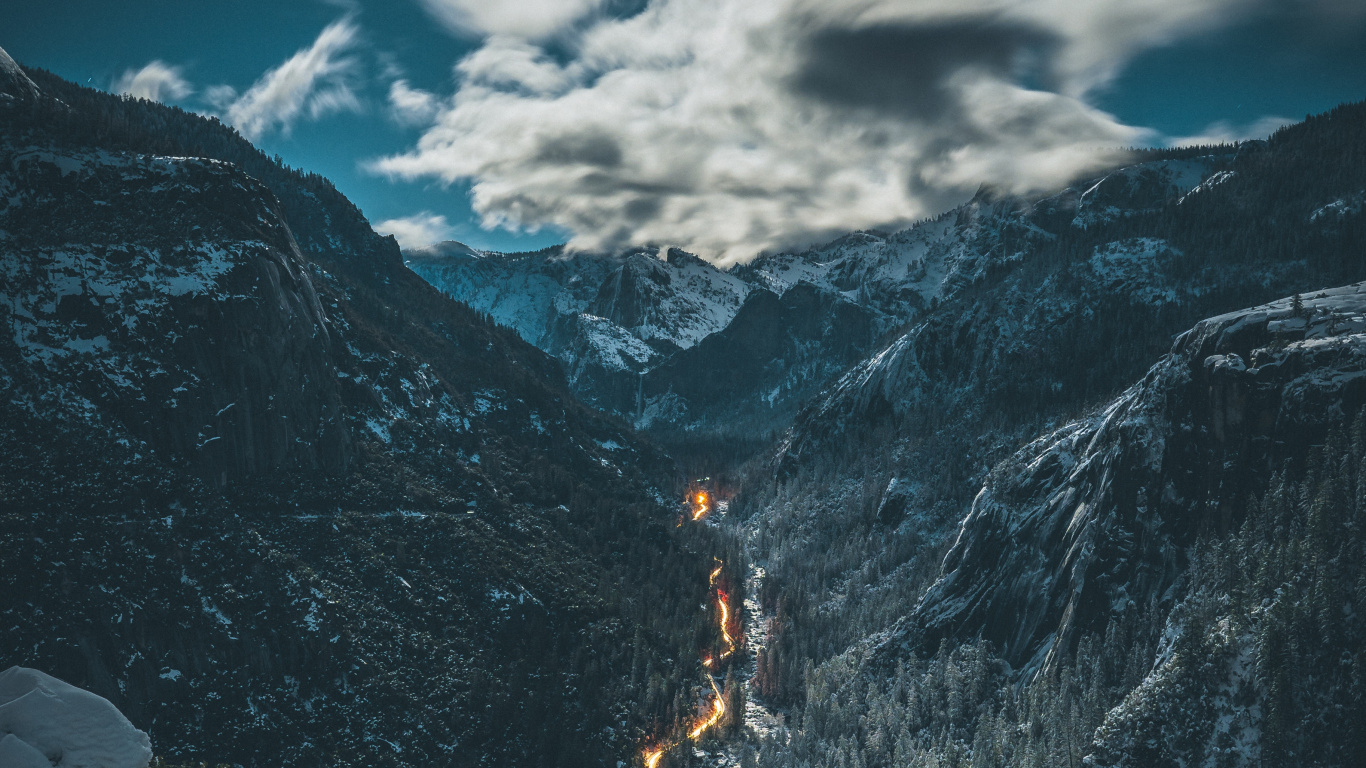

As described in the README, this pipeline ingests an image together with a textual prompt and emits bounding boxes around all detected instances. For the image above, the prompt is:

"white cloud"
[373,211,455,249]
[113,61,193,103]
[223,18,364,140]
[388,79,441,126]
[419,0,606,39]
[203,84,239,112]
[1167,115,1295,147]
[373,0,1272,264]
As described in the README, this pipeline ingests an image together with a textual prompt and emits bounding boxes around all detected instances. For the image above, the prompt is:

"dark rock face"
[589,251,676,334]
[638,282,881,439]
[0,147,350,484]
[876,478,912,526]
[909,285,1366,671]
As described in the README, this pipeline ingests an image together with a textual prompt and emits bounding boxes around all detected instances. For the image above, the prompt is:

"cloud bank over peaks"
[374,0,1268,264]
[113,61,192,103]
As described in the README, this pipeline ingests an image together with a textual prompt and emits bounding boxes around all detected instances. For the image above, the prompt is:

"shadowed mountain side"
[0,48,713,768]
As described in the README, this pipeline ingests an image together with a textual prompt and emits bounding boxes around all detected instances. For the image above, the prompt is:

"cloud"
[222,18,364,140]
[373,0,1271,264]
[419,0,607,39]
[373,211,455,249]
[388,79,441,126]
[203,84,239,112]
[1167,115,1296,147]
[113,61,192,103]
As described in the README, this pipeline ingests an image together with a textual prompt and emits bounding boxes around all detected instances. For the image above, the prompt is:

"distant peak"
[0,45,42,104]
[403,239,484,261]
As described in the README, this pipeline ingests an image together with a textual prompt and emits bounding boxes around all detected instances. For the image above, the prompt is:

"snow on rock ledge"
[0,667,151,768]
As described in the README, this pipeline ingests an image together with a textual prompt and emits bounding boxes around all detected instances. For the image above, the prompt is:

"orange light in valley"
[687,674,726,741]
[641,502,738,766]
[692,491,710,520]
[717,591,736,659]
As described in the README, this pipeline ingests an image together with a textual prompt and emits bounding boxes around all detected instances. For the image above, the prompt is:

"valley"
[4,39,1366,768]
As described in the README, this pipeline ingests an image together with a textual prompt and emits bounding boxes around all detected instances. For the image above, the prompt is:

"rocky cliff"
[911,283,1366,671]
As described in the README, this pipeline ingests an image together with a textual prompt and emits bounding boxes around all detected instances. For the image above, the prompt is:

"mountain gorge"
[412,97,1366,766]
[407,242,892,456]
[4,33,1366,768]
[406,147,1289,460]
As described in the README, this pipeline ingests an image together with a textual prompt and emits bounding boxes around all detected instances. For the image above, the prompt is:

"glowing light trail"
[687,673,726,740]
[639,491,740,766]
[692,491,710,520]
[717,592,735,661]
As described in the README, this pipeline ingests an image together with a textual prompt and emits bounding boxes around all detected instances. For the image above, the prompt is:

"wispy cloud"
[113,61,192,103]
[373,211,455,249]
[222,18,364,140]
[1167,115,1295,147]
[387,79,440,126]
[418,0,607,39]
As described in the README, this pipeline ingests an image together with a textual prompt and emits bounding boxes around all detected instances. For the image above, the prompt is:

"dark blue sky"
[2,1,1363,255]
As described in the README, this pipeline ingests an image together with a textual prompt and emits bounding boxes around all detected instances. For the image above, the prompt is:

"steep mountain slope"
[406,243,789,441]
[638,283,880,443]
[744,281,1366,768]
[0,52,713,768]
[911,284,1366,671]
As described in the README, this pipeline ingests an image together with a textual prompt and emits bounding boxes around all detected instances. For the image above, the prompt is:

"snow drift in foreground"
[0,667,151,768]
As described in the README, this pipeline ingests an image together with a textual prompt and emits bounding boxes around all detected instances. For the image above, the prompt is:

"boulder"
[0,667,151,768]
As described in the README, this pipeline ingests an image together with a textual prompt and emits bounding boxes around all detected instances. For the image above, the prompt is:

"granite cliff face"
[719,100,1366,768]
[1,147,349,484]
[910,284,1366,671]
[637,282,881,440]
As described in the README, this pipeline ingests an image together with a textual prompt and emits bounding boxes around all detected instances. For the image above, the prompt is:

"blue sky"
[2,1,1364,259]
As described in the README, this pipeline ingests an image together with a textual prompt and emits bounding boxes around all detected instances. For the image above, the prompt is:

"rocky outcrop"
[908,284,1366,671]
[639,282,881,437]
[0,146,350,484]
[0,667,152,768]
[0,47,40,106]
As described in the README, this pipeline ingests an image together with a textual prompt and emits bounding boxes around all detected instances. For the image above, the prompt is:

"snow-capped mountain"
[406,242,844,441]
[409,144,1249,451]
[406,243,752,356]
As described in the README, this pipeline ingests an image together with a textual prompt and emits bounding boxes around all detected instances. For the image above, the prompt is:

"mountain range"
[4,39,1366,768]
